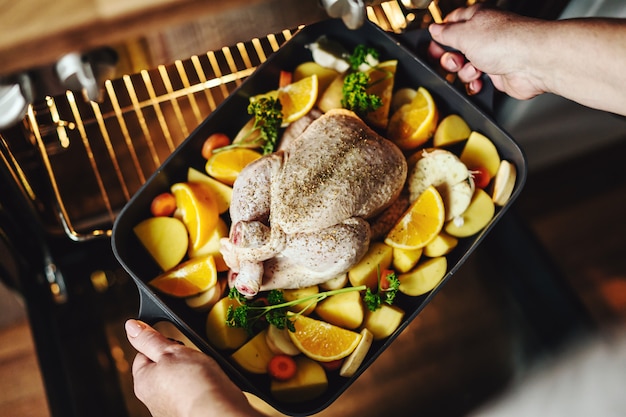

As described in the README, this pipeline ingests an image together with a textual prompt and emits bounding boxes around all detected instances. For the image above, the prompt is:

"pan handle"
[137,287,171,325]
[396,29,495,115]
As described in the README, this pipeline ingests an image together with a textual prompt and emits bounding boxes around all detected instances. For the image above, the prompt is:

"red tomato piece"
[268,354,297,381]
[320,358,343,372]
[379,269,395,290]
[472,167,492,189]
[201,133,231,160]
[150,192,177,217]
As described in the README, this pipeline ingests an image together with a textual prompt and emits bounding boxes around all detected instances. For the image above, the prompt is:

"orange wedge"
[171,182,219,250]
[205,148,262,186]
[384,185,445,250]
[148,254,218,297]
[387,86,438,150]
[364,60,397,129]
[288,314,362,362]
[253,75,318,126]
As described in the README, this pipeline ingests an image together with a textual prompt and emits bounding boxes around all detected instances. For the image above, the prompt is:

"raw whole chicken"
[220,109,407,296]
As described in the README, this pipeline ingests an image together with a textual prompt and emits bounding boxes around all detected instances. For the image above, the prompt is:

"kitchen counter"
[0,0,327,77]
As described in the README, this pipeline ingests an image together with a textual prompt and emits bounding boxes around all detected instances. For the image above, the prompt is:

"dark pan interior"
[112,18,527,416]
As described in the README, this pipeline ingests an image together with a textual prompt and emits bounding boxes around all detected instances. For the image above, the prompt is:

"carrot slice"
[201,133,231,160]
[278,70,293,88]
[268,354,297,381]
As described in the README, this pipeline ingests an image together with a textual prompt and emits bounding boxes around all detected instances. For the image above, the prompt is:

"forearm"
[538,18,626,116]
[430,6,626,116]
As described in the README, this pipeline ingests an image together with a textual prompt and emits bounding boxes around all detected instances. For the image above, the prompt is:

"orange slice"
[387,86,438,150]
[171,182,219,250]
[148,254,218,297]
[384,185,445,250]
[364,60,397,129]
[288,314,362,362]
[205,148,262,186]
[253,75,318,126]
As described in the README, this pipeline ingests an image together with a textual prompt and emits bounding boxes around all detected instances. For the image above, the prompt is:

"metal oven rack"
[16,3,417,242]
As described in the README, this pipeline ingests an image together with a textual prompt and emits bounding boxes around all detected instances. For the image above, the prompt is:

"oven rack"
[20,3,418,242]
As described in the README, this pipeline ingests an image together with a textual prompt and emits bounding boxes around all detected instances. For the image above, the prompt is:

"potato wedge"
[460,131,501,178]
[293,61,338,96]
[392,246,423,273]
[231,329,274,374]
[362,304,404,340]
[348,242,393,290]
[316,291,364,330]
[445,188,495,238]
[319,273,348,291]
[283,285,319,316]
[423,232,458,257]
[398,256,447,296]
[206,297,248,350]
[270,357,328,403]
[433,114,470,147]
[133,216,188,271]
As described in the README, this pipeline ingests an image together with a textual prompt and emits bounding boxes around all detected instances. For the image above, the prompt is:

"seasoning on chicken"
[221,109,407,297]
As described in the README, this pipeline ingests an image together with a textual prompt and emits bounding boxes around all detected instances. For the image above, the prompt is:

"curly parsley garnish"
[226,285,367,335]
[248,97,283,155]
[363,268,400,312]
[348,44,380,71]
[340,44,389,116]
[215,96,283,156]
[341,71,383,115]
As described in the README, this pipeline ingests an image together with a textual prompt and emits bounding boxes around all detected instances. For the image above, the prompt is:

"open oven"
[0,1,600,416]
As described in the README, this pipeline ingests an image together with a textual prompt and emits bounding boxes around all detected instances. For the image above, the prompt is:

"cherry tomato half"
[472,167,492,189]
[380,269,395,291]
[150,192,177,217]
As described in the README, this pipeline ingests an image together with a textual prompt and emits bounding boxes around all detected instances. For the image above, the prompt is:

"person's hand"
[427,5,548,99]
[125,319,262,417]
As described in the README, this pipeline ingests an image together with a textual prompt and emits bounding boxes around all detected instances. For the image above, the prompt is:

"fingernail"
[443,55,459,72]
[125,319,144,338]
[465,81,477,96]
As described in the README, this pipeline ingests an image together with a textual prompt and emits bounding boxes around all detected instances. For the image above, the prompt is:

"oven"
[0,1,601,416]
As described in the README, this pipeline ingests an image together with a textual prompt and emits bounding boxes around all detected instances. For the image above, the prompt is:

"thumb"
[428,23,460,50]
[125,319,177,363]
[428,5,481,49]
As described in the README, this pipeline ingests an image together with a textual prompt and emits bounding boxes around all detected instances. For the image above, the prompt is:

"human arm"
[124,319,263,417]
[428,5,626,116]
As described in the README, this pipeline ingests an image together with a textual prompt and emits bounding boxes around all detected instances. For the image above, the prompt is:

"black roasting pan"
[112,18,527,416]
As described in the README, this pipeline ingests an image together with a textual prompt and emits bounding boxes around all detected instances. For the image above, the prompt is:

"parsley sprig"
[363,267,400,312]
[341,71,383,115]
[215,96,283,156]
[348,44,379,71]
[226,285,367,335]
[341,44,390,116]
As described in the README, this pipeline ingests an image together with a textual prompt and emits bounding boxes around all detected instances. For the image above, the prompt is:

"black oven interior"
[0,1,607,416]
